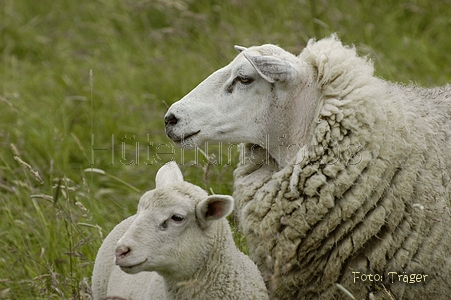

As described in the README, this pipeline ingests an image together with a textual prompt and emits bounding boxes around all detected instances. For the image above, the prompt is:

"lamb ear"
[196,195,234,230]
[234,45,247,52]
[155,161,184,188]
[243,52,297,83]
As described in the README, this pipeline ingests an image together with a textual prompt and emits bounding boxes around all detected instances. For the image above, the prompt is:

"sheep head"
[164,44,321,167]
[114,162,234,279]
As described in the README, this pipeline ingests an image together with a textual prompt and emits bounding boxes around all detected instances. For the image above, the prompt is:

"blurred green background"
[1,0,450,298]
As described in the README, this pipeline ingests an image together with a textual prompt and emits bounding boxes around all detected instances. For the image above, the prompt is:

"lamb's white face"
[115,187,202,275]
[114,162,234,278]
[164,44,309,151]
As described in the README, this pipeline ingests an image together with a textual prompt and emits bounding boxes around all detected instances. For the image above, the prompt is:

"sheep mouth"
[171,130,201,143]
[119,258,148,270]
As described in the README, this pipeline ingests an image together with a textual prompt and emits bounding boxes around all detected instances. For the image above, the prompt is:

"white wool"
[164,35,451,299]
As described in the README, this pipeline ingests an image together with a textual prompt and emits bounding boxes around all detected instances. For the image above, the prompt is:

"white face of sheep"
[114,162,234,277]
[164,44,319,165]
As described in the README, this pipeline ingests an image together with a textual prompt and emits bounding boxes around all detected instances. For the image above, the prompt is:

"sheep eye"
[171,214,185,222]
[227,76,254,93]
[234,76,254,85]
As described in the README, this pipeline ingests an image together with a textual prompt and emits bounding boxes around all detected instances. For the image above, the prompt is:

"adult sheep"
[164,35,451,299]
[92,162,268,300]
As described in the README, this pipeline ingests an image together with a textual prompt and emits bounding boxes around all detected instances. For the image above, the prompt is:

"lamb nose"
[115,245,131,260]
[164,113,178,126]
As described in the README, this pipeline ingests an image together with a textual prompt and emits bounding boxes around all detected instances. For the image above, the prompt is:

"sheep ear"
[234,45,247,52]
[155,161,184,188]
[196,195,234,230]
[243,52,297,83]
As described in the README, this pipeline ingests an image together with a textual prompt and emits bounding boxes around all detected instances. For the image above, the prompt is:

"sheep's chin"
[118,259,148,274]
[171,132,203,149]
[168,130,201,146]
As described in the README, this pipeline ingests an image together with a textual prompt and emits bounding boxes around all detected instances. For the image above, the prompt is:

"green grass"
[1,0,450,298]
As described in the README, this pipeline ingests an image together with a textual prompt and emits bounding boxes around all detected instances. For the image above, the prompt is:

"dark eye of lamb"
[171,214,185,222]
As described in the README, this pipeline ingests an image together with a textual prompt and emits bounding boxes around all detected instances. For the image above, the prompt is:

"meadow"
[1,0,450,298]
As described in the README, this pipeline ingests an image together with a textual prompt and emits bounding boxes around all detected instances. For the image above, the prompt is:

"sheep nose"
[115,245,131,261]
[164,113,178,126]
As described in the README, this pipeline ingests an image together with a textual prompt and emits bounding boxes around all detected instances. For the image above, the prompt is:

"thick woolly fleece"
[233,36,451,299]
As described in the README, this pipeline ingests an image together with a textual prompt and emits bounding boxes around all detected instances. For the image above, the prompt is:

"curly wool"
[233,36,451,299]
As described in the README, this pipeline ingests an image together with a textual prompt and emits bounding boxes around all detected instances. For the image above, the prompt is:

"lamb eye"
[171,214,185,222]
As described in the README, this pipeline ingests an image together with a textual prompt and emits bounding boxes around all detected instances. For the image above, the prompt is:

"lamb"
[163,35,451,299]
[92,162,269,300]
